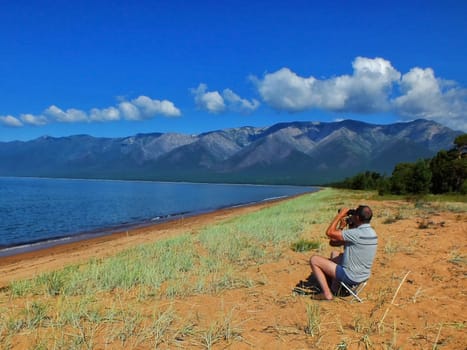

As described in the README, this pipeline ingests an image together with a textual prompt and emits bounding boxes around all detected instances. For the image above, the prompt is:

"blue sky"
[1,0,466,142]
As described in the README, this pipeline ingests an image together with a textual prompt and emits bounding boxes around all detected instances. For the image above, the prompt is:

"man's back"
[342,223,378,283]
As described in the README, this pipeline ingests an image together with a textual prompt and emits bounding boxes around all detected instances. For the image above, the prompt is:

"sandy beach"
[0,198,285,288]
[0,192,466,349]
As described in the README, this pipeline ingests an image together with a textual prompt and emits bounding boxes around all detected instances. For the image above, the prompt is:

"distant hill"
[0,119,462,185]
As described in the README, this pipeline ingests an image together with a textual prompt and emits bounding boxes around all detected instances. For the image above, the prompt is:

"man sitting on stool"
[310,205,378,300]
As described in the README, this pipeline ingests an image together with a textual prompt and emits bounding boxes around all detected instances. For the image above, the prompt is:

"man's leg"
[329,252,343,293]
[310,255,337,300]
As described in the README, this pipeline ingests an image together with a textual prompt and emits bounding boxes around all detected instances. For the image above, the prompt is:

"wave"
[0,236,73,257]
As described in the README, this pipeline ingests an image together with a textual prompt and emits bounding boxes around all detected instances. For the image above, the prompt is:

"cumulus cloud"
[44,96,181,123]
[0,95,182,128]
[0,115,23,127]
[21,114,49,126]
[2,56,466,132]
[45,105,88,123]
[118,101,141,120]
[89,107,120,122]
[117,96,182,120]
[119,96,182,120]
[392,67,467,130]
[253,57,400,113]
[223,89,260,113]
[252,56,467,130]
[131,96,181,118]
[191,83,260,114]
[191,84,226,113]
[393,68,467,118]
[252,68,316,112]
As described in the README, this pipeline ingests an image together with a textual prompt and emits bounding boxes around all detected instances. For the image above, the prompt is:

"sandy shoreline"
[0,197,287,288]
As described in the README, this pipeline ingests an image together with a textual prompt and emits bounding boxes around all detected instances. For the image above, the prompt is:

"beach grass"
[8,188,347,299]
[1,187,466,349]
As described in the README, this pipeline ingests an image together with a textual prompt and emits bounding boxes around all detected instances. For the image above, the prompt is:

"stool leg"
[340,282,364,303]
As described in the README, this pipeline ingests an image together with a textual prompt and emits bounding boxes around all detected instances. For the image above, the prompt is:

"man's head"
[355,205,373,224]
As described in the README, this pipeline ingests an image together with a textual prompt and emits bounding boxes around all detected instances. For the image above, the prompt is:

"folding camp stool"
[339,280,368,303]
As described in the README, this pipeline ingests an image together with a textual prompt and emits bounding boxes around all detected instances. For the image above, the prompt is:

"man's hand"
[338,207,350,218]
[326,208,347,242]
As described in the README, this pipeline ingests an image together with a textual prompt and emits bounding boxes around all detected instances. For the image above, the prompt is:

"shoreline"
[1,176,316,256]
[0,194,297,287]
[0,193,301,258]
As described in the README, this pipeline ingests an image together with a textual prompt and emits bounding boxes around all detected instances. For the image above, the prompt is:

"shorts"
[335,265,358,286]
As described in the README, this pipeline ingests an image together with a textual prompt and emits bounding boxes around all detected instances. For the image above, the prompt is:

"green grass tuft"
[290,239,321,252]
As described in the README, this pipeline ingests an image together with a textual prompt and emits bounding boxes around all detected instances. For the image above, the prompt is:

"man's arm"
[326,208,348,243]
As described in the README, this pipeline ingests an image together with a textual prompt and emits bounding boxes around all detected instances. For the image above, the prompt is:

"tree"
[330,134,466,195]
[390,163,414,195]
[377,177,391,196]
[452,157,467,192]
[350,171,380,190]
[454,134,467,151]
[430,134,467,193]
[461,179,467,195]
[430,150,454,193]
[329,171,385,190]
[409,159,432,194]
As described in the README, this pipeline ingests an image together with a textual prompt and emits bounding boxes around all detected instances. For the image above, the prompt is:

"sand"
[0,195,466,349]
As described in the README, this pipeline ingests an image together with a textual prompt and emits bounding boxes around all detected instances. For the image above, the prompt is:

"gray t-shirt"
[342,223,378,283]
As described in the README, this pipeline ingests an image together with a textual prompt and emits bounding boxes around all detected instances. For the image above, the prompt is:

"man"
[309,205,378,300]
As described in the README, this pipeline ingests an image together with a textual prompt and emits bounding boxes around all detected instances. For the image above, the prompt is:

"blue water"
[0,177,315,255]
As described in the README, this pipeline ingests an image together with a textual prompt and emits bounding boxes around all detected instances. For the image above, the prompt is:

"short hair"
[356,205,373,223]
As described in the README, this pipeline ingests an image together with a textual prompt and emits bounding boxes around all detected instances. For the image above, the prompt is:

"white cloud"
[191,83,259,114]
[118,101,141,120]
[44,105,88,123]
[119,96,182,120]
[252,56,466,131]
[157,100,182,117]
[335,56,401,112]
[252,67,316,111]
[131,96,181,118]
[392,67,467,130]
[253,57,400,113]
[223,89,260,114]
[191,84,226,113]
[0,115,23,127]
[0,95,182,128]
[2,56,465,132]
[89,107,121,122]
[21,114,49,126]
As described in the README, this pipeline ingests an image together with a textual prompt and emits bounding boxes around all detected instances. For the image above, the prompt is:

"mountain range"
[0,119,462,185]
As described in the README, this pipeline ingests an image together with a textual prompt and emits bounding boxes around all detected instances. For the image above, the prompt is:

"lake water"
[0,177,315,256]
